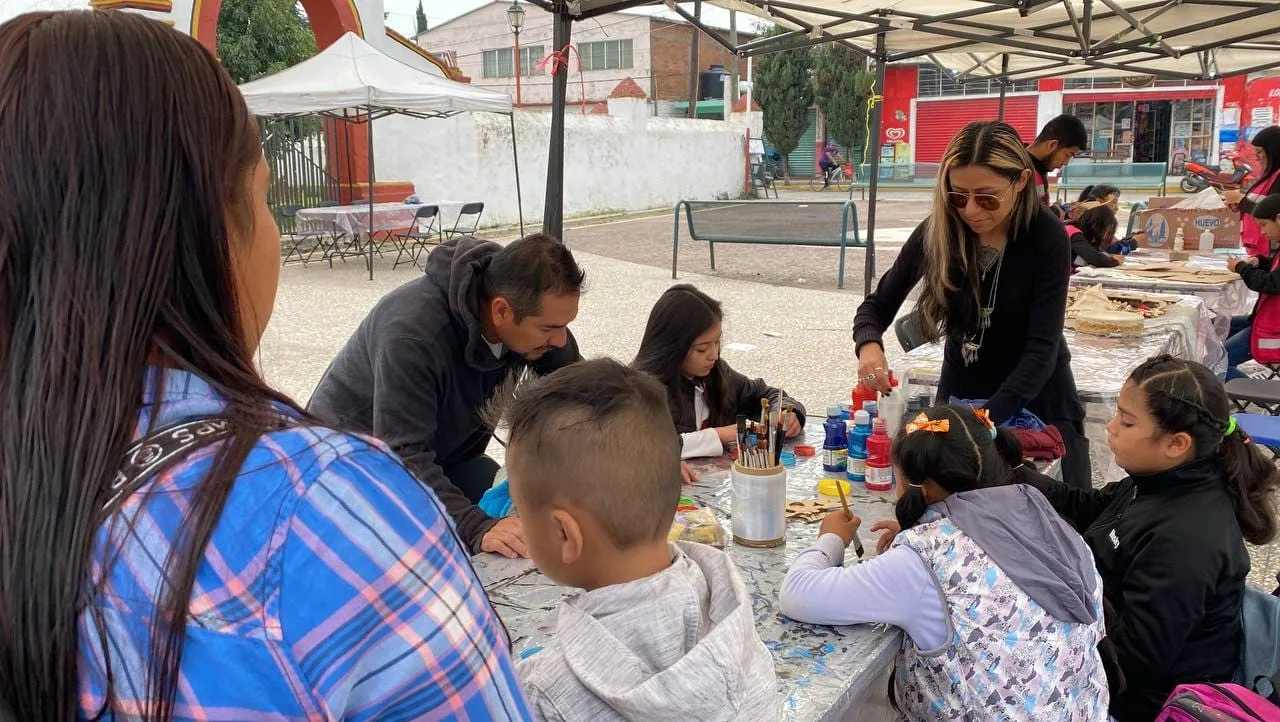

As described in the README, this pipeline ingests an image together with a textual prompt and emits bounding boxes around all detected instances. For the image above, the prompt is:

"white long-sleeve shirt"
[680,385,725,460]
[779,533,949,650]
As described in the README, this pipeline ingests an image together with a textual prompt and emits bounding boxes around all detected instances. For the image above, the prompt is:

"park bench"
[1057,160,1167,201]
[671,199,873,294]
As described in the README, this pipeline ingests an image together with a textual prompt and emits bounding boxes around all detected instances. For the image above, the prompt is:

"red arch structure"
[189,0,363,53]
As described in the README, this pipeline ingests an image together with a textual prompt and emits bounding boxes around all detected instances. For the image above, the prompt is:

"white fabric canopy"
[239,32,512,118]
[704,0,1280,80]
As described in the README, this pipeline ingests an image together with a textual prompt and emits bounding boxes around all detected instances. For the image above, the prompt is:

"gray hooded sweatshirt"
[518,542,779,721]
[307,238,579,551]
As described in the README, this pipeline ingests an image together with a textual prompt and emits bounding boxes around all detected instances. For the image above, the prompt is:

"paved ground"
[260,193,1277,589]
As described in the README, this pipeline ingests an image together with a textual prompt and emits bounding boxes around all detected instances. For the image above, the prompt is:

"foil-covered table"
[1071,251,1253,330]
[472,427,904,721]
[892,294,1218,483]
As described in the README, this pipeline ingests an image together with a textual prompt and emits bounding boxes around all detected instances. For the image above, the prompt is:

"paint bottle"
[822,404,848,473]
[847,410,871,484]
[862,400,878,424]
[1174,227,1185,252]
[851,383,878,423]
[865,418,894,492]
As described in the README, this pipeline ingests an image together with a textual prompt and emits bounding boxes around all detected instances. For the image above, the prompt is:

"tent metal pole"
[864,32,886,293]
[510,112,525,237]
[543,5,571,240]
[998,53,1009,120]
[366,99,375,281]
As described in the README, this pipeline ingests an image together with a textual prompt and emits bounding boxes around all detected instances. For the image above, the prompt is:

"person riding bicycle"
[820,141,844,189]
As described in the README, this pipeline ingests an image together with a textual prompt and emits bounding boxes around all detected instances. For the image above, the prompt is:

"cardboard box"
[1135,196,1241,250]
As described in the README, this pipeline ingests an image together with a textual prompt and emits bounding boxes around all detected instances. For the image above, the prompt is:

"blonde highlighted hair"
[918,121,1038,343]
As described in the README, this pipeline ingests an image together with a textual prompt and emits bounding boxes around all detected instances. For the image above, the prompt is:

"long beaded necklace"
[961,245,1004,366]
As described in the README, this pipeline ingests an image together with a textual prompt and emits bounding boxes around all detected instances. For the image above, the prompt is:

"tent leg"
[543,8,572,241]
[511,112,525,238]
[998,54,1009,120]
[863,33,887,294]
[366,102,375,281]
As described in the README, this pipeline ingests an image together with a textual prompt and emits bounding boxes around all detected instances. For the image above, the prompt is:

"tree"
[415,1,429,36]
[752,27,813,181]
[216,0,317,85]
[812,44,876,166]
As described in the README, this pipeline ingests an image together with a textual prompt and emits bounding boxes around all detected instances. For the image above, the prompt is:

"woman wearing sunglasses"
[853,120,1089,489]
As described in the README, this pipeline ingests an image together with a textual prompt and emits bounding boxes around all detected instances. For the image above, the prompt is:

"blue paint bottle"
[822,404,848,473]
[847,409,872,483]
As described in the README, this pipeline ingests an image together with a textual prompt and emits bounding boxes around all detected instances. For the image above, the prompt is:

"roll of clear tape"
[731,462,786,547]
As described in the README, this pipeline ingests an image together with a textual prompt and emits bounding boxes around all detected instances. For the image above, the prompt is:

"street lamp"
[507,0,525,107]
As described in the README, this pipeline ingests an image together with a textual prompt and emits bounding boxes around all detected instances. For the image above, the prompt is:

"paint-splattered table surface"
[472,424,903,721]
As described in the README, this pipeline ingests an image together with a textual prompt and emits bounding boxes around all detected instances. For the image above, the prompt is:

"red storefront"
[878,64,1239,174]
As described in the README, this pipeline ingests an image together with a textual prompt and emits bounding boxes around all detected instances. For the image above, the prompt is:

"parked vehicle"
[1181,152,1258,193]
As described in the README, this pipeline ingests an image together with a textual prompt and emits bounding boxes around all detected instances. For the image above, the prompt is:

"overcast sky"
[0,0,741,37]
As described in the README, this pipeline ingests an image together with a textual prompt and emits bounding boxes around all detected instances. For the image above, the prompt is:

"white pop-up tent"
[523,0,1280,289]
[240,33,521,278]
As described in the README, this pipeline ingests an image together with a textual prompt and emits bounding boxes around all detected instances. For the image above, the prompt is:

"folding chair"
[302,200,342,264]
[392,205,441,270]
[444,202,485,241]
[894,311,931,353]
[277,205,310,265]
[1226,378,1280,415]
[1235,413,1280,460]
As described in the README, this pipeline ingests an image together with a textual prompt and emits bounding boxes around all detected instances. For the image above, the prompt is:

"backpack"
[1157,683,1280,721]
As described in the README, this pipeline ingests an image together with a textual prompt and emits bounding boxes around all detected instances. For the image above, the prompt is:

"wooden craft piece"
[786,498,839,522]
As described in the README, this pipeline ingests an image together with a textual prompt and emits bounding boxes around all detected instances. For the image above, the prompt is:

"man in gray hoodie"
[307,234,583,557]
[504,359,778,721]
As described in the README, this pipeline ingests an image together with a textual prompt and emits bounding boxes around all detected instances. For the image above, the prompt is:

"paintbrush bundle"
[737,402,788,470]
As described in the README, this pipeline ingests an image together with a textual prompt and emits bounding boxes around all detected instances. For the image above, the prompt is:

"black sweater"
[1233,254,1280,323]
[307,239,580,552]
[667,363,806,434]
[1020,458,1248,721]
[853,206,1083,423]
[1070,231,1121,269]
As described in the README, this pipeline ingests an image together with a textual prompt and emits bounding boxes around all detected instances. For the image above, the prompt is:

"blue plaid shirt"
[77,369,530,720]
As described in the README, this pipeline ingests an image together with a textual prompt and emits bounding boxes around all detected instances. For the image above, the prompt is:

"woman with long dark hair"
[633,285,805,462]
[0,11,527,720]
[1224,125,1280,257]
[853,120,1089,488]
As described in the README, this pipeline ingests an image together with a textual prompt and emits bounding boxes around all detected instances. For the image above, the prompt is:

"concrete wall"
[373,106,747,228]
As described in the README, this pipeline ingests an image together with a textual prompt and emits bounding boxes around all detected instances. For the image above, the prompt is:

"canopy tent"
[240,32,512,118]
[706,0,1280,82]
[526,0,1280,285]
[239,32,521,278]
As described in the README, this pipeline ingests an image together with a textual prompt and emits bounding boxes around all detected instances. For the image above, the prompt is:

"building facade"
[876,65,1280,176]
[414,2,749,110]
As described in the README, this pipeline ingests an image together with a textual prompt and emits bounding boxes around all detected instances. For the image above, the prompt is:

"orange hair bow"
[905,413,949,434]
[971,407,994,430]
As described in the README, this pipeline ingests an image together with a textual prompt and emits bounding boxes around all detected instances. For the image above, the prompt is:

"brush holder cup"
[731,462,787,548]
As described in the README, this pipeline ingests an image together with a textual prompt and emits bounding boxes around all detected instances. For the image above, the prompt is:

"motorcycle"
[1181,152,1258,193]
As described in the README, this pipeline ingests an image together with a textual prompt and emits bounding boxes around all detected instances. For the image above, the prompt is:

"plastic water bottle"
[847,410,872,483]
[1200,228,1215,251]
[822,405,848,473]
[865,418,894,492]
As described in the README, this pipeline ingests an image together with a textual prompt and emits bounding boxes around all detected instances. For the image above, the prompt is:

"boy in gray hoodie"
[505,358,778,721]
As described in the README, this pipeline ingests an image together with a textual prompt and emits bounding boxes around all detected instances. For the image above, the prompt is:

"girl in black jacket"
[634,284,805,461]
[1018,356,1280,721]
[1069,204,1124,270]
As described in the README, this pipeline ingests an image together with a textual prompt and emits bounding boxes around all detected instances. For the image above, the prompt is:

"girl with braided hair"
[1017,355,1280,721]
[780,405,1109,720]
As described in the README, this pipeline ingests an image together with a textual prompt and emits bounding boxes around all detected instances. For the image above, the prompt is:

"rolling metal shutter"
[784,108,819,178]
[914,96,1039,163]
